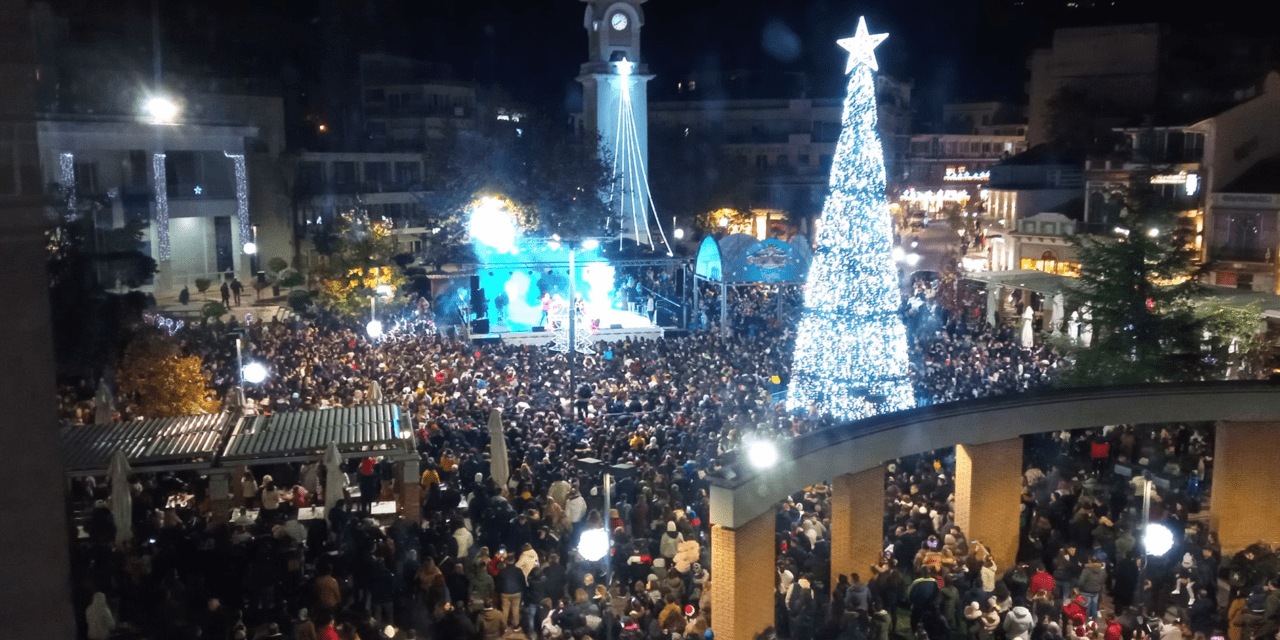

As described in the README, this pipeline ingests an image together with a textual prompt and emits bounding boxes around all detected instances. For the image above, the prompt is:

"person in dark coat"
[220,281,231,307]
[179,286,190,305]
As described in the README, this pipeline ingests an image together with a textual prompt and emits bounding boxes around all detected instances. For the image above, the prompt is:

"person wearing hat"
[661,520,684,561]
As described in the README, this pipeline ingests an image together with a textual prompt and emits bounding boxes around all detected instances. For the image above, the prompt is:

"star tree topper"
[837,16,888,73]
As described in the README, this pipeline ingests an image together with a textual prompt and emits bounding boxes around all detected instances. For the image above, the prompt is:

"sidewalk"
[152,286,295,324]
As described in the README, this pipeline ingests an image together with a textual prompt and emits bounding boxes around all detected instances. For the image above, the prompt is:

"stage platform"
[475,308,665,346]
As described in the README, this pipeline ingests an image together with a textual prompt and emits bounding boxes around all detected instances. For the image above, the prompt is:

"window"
[946,142,957,155]
[395,162,420,186]
[776,155,789,166]
[1214,211,1277,262]
[365,88,385,102]
[364,161,390,183]
[164,150,234,198]
[129,150,148,188]
[797,154,810,166]
[756,155,768,169]
[333,161,356,186]
[74,162,99,194]
[297,161,325,192]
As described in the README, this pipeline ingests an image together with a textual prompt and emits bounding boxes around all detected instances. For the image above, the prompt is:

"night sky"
[55,0,1266,125]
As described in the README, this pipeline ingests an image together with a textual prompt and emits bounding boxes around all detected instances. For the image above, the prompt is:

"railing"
[1212,246,1274,264]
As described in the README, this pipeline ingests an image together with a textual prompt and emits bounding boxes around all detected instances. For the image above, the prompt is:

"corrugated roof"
[221,404,409,461]
[60,412,231,474]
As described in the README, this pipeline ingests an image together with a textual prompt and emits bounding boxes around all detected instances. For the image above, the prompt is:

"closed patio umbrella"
[94,377,116,425]
[108,448,132,545]
[368,380,383,405]
[488,408,509,490]
[324,442,345,513]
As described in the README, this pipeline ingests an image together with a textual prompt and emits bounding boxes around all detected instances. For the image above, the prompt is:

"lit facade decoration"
[943,167,990,181]
[787,18,916,421]
[898,187,987,213]
[59,152,75,216]
[152,152,170,260]
[224,152,250,252]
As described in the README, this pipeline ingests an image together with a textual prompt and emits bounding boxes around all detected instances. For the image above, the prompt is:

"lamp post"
[575,458,635,611]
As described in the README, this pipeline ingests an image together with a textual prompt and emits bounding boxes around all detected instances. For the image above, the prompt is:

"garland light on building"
[787,17,917,421]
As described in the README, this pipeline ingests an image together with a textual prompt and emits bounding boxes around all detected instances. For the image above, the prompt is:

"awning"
[221,404,412,464]
[60,412,232,477]
[965,269,1075,295]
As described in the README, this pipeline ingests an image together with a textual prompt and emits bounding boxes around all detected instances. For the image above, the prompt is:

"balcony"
[1212,246,1274,264]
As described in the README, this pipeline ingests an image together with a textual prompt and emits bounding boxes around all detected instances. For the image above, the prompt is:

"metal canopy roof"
[221,404,411,462]
[965,269,1074,295]
[60,412,232,476]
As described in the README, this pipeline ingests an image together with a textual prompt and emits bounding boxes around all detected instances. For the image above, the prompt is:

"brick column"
[208,472,233,524]
[1211,422,1280,553]
[955,438,1024,570]
[397,460,421,523]
[831,466,886,589]
[711,508,776,640]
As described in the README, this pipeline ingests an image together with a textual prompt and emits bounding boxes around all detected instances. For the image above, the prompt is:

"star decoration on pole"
[837,16,888,73]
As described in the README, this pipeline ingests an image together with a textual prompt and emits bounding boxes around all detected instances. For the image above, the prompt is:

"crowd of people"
[57,279,1279,640]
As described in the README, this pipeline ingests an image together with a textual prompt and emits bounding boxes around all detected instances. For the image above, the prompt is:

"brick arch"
[709,381,1280,528]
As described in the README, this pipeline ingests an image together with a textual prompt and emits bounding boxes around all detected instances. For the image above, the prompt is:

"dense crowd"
[69,280,1280,640]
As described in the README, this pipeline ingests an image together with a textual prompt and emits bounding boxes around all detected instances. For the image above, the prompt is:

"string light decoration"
[59,153,76,217]
[153,153,170,260]
[607,59,672,253]
[786,17,916,421]
[547,308,595,354]
[224,152,250,252]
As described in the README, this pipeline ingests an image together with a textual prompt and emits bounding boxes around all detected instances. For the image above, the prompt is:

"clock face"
[610,12,628,31]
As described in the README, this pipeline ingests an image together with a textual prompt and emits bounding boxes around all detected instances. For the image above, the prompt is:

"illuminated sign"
[1151,172,1201,196]
[944,166,990,181]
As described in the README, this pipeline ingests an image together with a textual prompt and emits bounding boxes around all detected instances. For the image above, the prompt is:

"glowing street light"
[242,242,257,255]
[241,361,267,384]
[578,528,609,561]
[1143,523,1174,556]
[376,284,393,297]
[581,238,600,251]
[746,439,779,470]
[145,96,179,124]
[674,228,686,240]
[366,319,384,339]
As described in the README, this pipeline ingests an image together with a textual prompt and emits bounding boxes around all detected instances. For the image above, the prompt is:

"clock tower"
[578,0,661,248]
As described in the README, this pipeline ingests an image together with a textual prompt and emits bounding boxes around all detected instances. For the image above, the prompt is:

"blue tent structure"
[693,234,812,334]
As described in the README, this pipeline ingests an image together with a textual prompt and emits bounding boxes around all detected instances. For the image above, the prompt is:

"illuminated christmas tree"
[787,17,916,421]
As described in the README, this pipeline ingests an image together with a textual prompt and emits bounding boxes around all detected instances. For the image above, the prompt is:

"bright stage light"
[674,228,685,240]
[366,320,383,339]
[469,197,519,253]
[615,58,634,77]
[242,362,267,384]
[891,247,905,262]
[582,263,616,306]
[242,242,257,255]
[746,439,779,470]
[1144,523,1174,556]
[581,238,600,250]
[578,528,609,561]
[905,253,922,267]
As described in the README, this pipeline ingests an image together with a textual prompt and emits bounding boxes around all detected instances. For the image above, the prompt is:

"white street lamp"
[746,439,779,470]
[241,361,267,384]
[242,242,257,255]
[145,96,179,124]
[578,528,609,562]
[366,319,384,339]
[1143,523,1174,557]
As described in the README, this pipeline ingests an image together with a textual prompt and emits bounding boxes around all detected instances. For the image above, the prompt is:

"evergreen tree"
[787,18,916,421]
[1063,171,1257,385]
